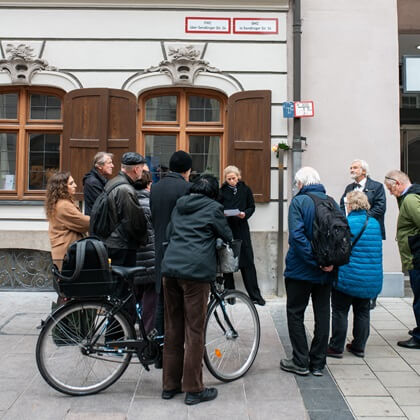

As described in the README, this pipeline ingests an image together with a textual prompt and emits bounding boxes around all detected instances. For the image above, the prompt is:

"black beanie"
[169,150,192,173]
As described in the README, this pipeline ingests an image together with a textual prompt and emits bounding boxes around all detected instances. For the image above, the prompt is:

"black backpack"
[306,193,351,267]
[89,181,125,239]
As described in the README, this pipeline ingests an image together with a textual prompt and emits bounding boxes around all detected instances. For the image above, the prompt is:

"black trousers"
[329,289,370,352]
[223,264,263,301]
[409,269,420,342]
[285,277,331,370]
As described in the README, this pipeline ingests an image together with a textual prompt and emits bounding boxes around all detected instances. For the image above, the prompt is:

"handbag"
[216,239,242,273]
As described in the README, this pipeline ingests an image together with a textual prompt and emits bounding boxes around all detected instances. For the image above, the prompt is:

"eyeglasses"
[384,176,398,183]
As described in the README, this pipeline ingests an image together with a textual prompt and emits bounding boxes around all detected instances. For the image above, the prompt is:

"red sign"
[294,101,314,118]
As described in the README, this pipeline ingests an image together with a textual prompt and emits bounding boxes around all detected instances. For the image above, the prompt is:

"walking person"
[133,169,158,334]
[384,170,420,349]
[281,167,337,377]
[82,152,114,215]
[45,171,90,270]
[327,191,383,359]
[218,165,265,306]
[161,174,232,405]
[150,150,192,343]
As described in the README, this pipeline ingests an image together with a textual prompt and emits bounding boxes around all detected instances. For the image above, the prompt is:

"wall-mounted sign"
[283,102,295,118]
[403,55,420,93]
[185,17,230,34]
[233,18,278,34]
[294,101,314,118]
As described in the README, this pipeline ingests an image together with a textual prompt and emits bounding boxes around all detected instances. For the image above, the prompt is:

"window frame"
[0,86,64,200]
[138,87,227,179]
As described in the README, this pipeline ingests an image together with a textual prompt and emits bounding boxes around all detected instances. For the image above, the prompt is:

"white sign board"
[233,18,278,34]
[185,17,230,33]
[404,56,420,93]
[294,101,314,118]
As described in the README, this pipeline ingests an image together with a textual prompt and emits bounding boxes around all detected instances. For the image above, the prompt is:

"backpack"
[306,193,351,267]
[55,236,116,298]
[89,181,125,239]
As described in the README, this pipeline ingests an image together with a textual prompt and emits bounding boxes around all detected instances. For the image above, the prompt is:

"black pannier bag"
[54,236,116,298]
[306,193,351,267]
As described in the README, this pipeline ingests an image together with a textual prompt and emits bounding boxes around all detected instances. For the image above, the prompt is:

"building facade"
[0,0,405,295]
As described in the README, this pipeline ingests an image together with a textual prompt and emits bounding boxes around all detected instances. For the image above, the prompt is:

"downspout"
[277,0,302,296]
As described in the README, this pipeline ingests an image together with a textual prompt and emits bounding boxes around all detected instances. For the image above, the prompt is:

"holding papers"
[224,209,240,217]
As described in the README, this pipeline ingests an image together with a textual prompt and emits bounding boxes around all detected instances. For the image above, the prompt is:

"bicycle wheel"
[204,289,260,382]
[36,300,135,396]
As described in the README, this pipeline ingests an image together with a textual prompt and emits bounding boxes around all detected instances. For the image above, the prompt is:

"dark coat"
[82,168,107,216]
[284,184,336,285]
[162,194,233,282]
[102,172,147,250]
[150,172,191,292]
[340,177,386,239]
[134,189,156,285]
[218,181,255,268]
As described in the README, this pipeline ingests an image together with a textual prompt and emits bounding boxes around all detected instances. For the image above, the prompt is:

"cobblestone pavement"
[0,292,419,420]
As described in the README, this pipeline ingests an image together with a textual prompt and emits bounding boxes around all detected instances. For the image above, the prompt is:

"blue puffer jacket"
[284,184,336,285]
[336,210,383,299]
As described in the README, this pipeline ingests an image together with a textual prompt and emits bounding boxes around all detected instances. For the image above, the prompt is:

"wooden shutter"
[227,90,271,203]
[62,88,137,200]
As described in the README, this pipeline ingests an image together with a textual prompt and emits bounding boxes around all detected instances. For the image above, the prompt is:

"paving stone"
[308,410,355,420]
[371,320,407,330]
[388,387,420,406]
[376,371,420,387]
[365,357,412,372]
[328,364,376,380]
[334,378,389,397]
[346,396,404,417]
[65,414,126,420]
[247,401,309,420]
[128,398,187,420]
[411,365,420,374]
[401,406,420,420]
[299,388,348,411]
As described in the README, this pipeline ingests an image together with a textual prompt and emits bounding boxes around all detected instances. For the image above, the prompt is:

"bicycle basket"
[217,239,242,273]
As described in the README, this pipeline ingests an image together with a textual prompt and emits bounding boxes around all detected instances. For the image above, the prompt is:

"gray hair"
[384,169,411,186]
[93,152,113,168]
[352,159,370,176]
[223,165,241,180]
[295,167,321,187]
[346,190,370,212]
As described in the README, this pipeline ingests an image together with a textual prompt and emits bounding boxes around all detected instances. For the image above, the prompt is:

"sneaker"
[327,347,343,359]
[310,368,323,377]
[162,388,182,400]
[252,297,266,306]
[280,358,309,376]
[185,387,218,405]
[346,343,365,357]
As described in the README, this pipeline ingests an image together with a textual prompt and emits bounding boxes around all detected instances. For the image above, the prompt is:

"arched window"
[138,88,226,181]
[0,86,64,200]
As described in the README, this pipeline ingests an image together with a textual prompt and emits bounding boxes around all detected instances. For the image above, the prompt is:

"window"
[139,88,226,181]
[0,87,64,199]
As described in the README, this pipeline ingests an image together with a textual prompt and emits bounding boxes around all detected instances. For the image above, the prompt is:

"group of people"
[281,160,420,379]
[44,150,264,405]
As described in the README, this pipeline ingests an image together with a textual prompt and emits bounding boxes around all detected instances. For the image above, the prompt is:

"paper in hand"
[224,209,240,217]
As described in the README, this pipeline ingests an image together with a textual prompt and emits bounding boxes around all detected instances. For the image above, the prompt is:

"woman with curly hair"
[45,171,90,269]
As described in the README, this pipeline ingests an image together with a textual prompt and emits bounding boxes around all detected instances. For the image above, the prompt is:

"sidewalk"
[0,292,419,420]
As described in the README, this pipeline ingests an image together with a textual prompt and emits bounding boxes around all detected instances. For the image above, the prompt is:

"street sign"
[294,101,314,118]
[283,101,294,118]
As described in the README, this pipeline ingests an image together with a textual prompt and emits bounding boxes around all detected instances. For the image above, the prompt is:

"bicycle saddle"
[111,265,146,279]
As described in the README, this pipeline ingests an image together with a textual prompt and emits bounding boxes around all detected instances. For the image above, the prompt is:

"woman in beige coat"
[45,171,90,269]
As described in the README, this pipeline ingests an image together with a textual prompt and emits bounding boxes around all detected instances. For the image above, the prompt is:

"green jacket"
[397,184,420,271]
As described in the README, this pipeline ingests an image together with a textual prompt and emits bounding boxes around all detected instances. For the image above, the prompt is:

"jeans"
[329,289,370,352]
[285,277,331,370]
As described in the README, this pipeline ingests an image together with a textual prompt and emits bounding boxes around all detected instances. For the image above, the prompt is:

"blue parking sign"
[283,101,294,118]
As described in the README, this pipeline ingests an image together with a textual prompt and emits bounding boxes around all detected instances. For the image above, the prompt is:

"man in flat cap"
[150,150,192,351]
[99,152,148,267]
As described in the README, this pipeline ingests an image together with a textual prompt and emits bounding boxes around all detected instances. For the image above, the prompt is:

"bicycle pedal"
[147,328,158,340]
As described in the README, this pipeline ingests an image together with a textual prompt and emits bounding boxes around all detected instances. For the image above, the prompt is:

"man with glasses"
[384,170,420,349]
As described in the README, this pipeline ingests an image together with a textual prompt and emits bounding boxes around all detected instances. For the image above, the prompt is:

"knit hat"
[169,150,192,173]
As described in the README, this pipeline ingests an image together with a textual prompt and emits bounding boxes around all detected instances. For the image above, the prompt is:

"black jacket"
[134,189,156,285]
[150,172,191,291]
[340,177,386,239]
[162,194,233,282]
[218,181,256,268]
[102,172,147,250]
[82,168,107,216]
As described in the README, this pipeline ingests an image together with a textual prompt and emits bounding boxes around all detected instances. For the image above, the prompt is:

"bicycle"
[36,264,260,396]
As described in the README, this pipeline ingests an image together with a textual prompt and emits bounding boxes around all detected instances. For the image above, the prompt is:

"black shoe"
[327,347,343,359]
[154,357,163,369]
[397,337,420,349]
[409,329,413,336]
[252,297,266,306]
[185,387,218,405]
[346,343,365,357]
[280,358,309,376]
[369,298,377,310]
[310,367,323,377]
[162,388,182,400]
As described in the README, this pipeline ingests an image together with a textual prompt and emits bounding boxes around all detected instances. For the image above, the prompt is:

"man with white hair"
[340,159,386,239]
[384,170,420,349]
[281,167,337,377]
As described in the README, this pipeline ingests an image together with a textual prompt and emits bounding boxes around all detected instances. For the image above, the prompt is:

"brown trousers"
[162,276,210,393]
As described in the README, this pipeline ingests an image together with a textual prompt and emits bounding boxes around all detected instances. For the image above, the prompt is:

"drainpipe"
[277,0,302,296]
